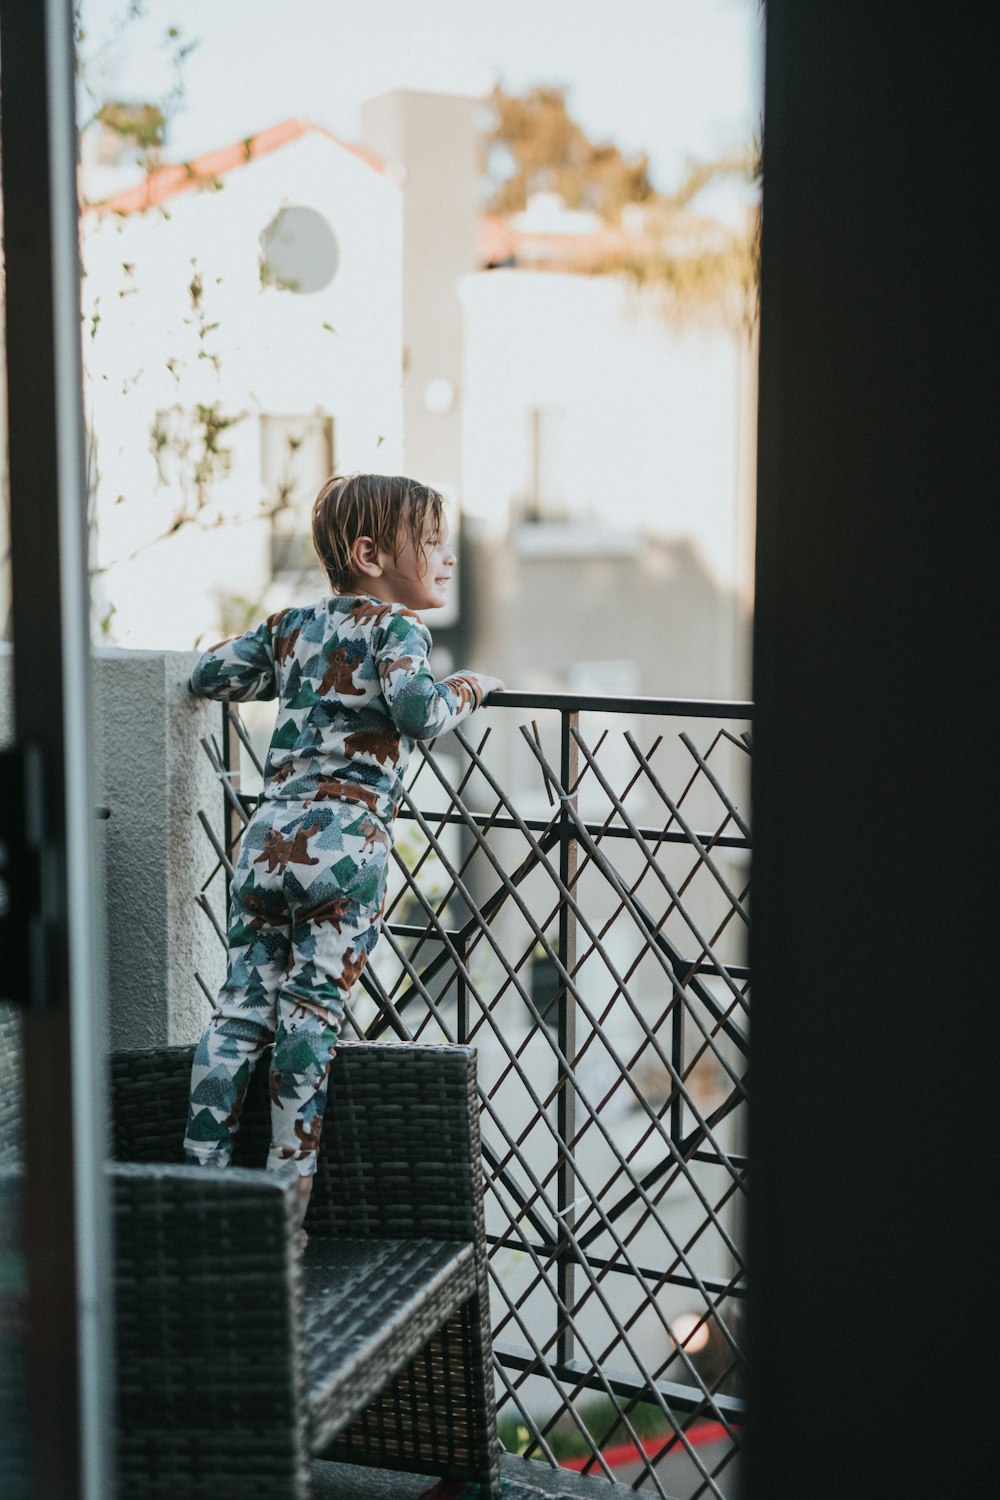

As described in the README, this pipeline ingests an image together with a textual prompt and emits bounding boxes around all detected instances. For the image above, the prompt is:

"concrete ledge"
[94,648,225,1046]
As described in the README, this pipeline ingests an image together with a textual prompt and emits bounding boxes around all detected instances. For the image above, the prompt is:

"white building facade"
[83,122,403,648]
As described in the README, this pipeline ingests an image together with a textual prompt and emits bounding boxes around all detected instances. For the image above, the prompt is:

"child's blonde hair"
[311,472,445,593]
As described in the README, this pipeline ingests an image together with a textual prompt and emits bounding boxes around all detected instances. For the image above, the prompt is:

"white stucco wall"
[94,650,225,1047]
[83,130,404,650]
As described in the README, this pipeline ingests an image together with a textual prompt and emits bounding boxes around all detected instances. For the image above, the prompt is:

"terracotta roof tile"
[87,118,386,216]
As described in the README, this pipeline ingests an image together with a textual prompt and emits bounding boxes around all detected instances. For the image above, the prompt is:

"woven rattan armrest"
[110,1161,311,1500]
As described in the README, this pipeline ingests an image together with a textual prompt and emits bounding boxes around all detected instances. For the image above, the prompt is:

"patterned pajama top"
[190,595,490,819]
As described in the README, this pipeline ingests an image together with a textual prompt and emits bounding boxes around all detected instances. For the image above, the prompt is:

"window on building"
[261,412,335,575]
[259,206,340,295]
[522,404,568,522]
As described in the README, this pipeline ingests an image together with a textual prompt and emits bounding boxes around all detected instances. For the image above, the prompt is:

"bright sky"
[79,0,763,195]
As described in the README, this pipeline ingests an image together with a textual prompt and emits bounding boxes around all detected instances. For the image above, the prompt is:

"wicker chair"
[109,1040,501,1500]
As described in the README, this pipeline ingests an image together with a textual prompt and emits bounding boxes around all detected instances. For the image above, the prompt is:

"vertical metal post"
[455,931,469,1044]
[220,703,242,891]
[556,710,579,1366]
[670,991,684,1147]
[0,2,111,1496]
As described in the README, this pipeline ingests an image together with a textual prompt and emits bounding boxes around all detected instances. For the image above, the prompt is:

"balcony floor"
[311,1452,647,1500]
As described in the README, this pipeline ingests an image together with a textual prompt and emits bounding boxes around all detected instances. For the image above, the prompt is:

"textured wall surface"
[94,649,223,1046]
[1,645,224,1046]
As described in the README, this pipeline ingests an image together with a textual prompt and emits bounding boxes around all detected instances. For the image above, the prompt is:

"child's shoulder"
[264,596,429,652]
[262,596,387,635]
[331,595,429,637]
[263,601,324,645]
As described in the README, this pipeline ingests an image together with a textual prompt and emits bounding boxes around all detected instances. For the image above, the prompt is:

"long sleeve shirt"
[190,595,489,822]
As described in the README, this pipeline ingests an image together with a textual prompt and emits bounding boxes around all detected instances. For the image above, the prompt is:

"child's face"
[373,512,456,611]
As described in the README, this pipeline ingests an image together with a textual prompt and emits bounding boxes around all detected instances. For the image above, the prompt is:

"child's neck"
[344,579,394,604]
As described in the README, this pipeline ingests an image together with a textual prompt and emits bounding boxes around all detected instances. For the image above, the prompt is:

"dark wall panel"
[748,7,991,1497]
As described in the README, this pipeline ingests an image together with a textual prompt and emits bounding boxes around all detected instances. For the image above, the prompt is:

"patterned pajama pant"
[184,798,390,1178]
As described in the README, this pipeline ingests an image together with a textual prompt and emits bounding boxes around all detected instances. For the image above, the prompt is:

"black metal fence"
[197,691,752,1498]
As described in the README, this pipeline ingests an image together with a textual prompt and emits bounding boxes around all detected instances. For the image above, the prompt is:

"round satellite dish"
[260,206,339,294]
[424,378,455,415]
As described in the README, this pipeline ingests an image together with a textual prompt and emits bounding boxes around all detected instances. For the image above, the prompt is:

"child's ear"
[350,537,382,579]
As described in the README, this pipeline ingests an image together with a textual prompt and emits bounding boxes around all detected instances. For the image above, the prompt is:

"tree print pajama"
[183,594,489,1178]
[184,798,390,1174]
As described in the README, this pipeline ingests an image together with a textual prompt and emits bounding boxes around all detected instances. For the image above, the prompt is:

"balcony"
[193,686,752,1500]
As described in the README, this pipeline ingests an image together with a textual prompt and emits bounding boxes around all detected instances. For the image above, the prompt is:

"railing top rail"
[481,690,754,719]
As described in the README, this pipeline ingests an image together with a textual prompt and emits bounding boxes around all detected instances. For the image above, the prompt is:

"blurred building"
[81,88,755,697]
[463,206,757,614]
[457,260,753,697]
[82,119,403,647]
[359,89,479,510]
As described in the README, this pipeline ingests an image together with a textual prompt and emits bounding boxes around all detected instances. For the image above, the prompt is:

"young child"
[183,472,503,1236]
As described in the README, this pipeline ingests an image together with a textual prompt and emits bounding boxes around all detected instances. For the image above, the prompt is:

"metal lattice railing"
[197,691,752,1498]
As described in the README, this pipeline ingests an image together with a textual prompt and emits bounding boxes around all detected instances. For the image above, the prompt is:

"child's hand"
[476,674,505,700]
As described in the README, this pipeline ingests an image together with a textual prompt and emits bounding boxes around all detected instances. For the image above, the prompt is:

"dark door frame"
[0,1,111,1495]
[748,6,990,1497]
